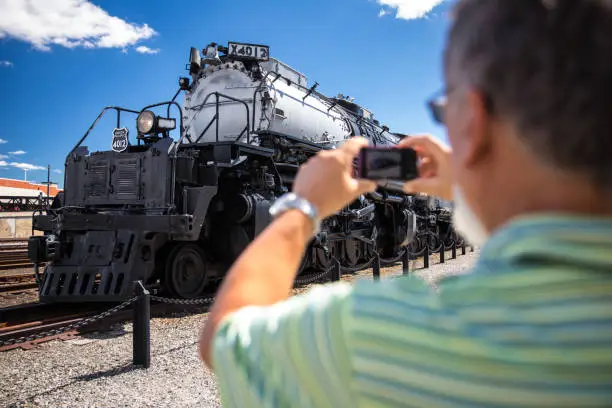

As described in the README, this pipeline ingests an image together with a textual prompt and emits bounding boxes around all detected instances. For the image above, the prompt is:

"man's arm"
[198,208,313,366]
[210,280,357,408]
[198,137,376,367]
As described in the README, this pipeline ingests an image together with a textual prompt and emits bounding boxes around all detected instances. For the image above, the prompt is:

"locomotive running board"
[179,141,275,166]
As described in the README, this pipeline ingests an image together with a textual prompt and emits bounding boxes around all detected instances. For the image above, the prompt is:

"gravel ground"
[0,249,479,408]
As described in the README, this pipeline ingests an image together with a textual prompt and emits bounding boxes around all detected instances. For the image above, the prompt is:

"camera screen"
[366,149,403,179]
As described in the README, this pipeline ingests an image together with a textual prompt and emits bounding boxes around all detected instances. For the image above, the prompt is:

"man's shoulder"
[345,260,486,309]
[339,257,533,333]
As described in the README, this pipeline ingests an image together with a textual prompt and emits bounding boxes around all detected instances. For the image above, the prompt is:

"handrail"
[182,91,251,145]
[70,106,140,155]
[70,89,185,157]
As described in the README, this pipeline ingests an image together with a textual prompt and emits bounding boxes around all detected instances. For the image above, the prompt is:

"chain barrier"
[150,295,215,305]
[1,241,477,355]
[339,256,375,274]
[0,296,139,347]
[293,268,332,286]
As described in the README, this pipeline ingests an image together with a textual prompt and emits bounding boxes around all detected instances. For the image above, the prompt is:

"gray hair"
[444,0,612,189]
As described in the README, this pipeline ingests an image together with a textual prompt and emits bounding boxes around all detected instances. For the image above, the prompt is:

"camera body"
[356,146,419,182]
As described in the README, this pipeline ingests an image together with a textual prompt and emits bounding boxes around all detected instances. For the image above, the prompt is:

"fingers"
[397,134,450,160]
[417,158,436,178]
[397,133,442,147]
[339,136,369,159]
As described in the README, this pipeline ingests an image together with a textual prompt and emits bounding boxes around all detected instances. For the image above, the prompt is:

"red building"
[0,178,62,197]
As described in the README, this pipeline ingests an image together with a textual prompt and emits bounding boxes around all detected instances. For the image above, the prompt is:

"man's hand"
[398,134,454,201]
[292,137,377,218]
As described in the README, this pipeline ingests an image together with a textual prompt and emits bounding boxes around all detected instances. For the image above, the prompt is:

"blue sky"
[0,0,452,187]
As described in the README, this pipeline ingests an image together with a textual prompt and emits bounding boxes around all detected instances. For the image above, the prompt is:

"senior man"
[199,0,612,406]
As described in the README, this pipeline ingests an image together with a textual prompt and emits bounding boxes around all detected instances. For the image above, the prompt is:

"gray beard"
[451,184,489,247]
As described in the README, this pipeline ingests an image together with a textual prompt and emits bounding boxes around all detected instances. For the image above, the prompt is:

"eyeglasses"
[426,89,448,125]
[426,85,494,125]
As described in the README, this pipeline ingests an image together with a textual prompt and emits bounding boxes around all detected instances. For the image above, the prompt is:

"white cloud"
[8,150,25,155]
[135,45,159,55]
[0,154,8,159]
[0,0,157,52]
[0,60,13,67]
[9,162,46,171]
[0,158,47,171]
[376,0,446,20]
[0,138,7,144]
[53,169,62,174]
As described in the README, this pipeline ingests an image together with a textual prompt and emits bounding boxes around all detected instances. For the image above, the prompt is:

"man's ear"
[460,89,492,168]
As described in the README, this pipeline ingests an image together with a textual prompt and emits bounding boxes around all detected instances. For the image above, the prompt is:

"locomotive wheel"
[344,239,361,267]
[315,242,339,270]
[428,232,441,252]
[408,235,422,257]
[165,243,209,299]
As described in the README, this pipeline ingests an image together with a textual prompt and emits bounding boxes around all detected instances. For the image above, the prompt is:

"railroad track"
[0,243,473,352]
[0,273,38,293]
[0,296,211,352]
[0,238,33,270]
[0,238,39,294]
[0,258,404,352]
[0,300,123,351]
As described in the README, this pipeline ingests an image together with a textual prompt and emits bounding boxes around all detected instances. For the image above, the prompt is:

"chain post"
[132,281,150,368]
[372,251,381,281]
[461,242,466,255]
[470,245,474,252]
[439,243,445,264]
[330,257,341,282]
[401,249,410,276]
[424,244,430,268]
[451,241,457,259]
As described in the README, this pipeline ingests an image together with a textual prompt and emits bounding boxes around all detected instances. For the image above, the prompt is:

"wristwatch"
[269,192,321,235]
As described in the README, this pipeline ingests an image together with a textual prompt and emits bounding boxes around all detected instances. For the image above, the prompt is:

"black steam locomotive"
[27,41,457,303]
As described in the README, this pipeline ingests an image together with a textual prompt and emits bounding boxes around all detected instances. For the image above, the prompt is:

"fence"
[0,240,475,367]
[0,196,53,213]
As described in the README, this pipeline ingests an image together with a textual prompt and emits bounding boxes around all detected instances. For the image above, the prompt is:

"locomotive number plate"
[227,42,269,61]
[111,127,129,153]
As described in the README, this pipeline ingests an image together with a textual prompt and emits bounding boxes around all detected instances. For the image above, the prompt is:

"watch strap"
[269,193,321,235]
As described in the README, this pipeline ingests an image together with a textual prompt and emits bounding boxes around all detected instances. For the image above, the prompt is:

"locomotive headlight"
[137,110,156,134]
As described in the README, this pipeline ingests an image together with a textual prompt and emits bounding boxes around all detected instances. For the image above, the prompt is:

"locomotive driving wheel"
[165,243,209,299]
[344,238,361,268]
[408,234,422,257]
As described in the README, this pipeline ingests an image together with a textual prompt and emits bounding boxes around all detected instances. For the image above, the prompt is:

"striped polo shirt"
[211,214,612,407]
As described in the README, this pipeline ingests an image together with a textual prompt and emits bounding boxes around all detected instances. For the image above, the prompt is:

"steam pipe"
[351,203,375,219]
[366,191,404,204]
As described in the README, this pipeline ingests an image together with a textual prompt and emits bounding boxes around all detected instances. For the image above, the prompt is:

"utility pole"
[47,164,50,199]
